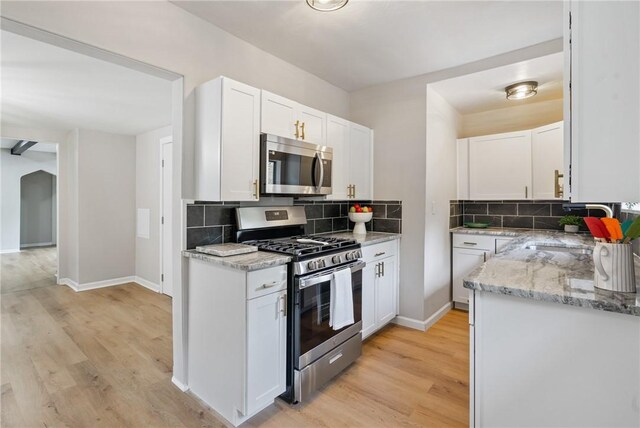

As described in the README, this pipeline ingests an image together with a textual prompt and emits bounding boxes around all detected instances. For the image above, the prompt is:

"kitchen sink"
[525,244,593,255]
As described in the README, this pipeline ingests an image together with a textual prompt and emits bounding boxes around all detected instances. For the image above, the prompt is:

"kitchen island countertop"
[462,230,640,317]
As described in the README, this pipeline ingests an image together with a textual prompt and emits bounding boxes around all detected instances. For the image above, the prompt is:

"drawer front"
[247,265,288,300]
[362,240,398,264]
[452,234,495,251]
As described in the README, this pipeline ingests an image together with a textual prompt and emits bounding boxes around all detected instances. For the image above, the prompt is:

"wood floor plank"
[2,274,470,427]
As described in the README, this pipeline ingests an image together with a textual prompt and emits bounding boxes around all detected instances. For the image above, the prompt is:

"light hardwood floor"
[1,281,469,427]
[1,246,57,294]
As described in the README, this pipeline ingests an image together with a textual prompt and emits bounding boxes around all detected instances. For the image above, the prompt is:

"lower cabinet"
[452,233,513,306]
[187,260,287,427]
[361,239,400,339]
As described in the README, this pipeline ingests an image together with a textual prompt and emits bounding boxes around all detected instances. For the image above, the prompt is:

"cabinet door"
[532,121,564,199]
[349,123,373,200]
[246,290,287,416]
[568,1,640,202]
[361,262,377,339]
[375,256,397,327]
[326,115,350,200]
[469,131,532,200]
[298,104,327,145]
[261,90,297,139]
[221,79,261,201]
[453,248,488,304]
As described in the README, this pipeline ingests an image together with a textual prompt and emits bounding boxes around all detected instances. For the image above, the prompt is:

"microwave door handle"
[317,153,324,192]
[298,261,365,290]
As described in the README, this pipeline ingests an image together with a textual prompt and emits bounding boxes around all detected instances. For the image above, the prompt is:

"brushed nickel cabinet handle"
[352,184,356,198]
[525,185,528,198]
[463,242,478,246]
[295,120,300,139]
[253,179,259,199]
[374,252,386,257]
[381,261,385,277]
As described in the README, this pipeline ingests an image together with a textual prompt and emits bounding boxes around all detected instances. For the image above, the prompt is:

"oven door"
[294,261,363,370]
[261,134,332,195]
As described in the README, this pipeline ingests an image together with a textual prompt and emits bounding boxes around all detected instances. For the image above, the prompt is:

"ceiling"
[1,138,57,153]
[431,52,563,115]
[1,30,172,136]
[172,0,563,92]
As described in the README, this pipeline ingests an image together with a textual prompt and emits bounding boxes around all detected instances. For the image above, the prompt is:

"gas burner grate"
[244,235,358,257]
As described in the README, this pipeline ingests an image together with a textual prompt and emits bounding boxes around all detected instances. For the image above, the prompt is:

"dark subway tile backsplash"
[452,200,622,233]
[185,199,402,249]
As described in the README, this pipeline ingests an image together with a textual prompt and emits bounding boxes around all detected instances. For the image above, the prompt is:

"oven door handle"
[298,261,365,290]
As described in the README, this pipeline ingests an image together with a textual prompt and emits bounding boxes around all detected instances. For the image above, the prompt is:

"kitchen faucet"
[562,203,613,218]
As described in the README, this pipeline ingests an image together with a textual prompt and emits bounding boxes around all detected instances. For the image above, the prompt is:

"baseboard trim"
[424,302,452,331]
[61,276,137,292]
[171,376,189,392]
[0,249,21,254]
[134,276,161,293]
[20,242,54,248]
[392,302,453,332]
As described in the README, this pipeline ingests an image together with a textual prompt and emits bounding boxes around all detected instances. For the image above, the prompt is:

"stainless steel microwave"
[260,133,333,196]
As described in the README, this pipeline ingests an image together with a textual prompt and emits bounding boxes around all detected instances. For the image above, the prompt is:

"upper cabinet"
[326,116,374,200]
[261,90,327,145]
[532,121,564,200]
[469,130,532,200]
[566,1,640,202]
[195,77,261,202]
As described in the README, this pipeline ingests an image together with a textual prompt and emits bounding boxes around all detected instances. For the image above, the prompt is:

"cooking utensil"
[621,219,634,237]
[622,216,640,244]
[601,218,623,243]
[583,217,610,242]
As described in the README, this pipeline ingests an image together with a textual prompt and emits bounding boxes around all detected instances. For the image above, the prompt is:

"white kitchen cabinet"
[187,259,287,426]
[326,115,350,200]
[532,121,564,200]
[469,130,532,200]
[195,77,261,201]
[260,90,327,145]
[453,248,489,305]
[326,117,374,201]
[452,233,513,306]
[246,289,287,416]
[361,239,399,339]
[566,1,640,203]
[348,123,373,200]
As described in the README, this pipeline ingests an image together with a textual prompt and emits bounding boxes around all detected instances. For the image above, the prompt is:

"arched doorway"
[20,170,57,249]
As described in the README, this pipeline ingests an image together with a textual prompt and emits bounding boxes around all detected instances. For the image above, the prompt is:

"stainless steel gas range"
[236,206,363,403]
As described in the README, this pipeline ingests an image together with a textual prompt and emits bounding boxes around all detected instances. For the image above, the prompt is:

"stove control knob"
[345,252,354,261]
[317,259,326,268]
[356,250,362,258]
[307,260,317,270]
[332,255,342,264]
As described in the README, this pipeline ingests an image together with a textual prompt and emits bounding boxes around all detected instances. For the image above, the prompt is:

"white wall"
[136,125,172,287]
[460,98,563,138]
[0,1,351,198]
[77,129,136,284]
[425,87,461,318]
[0,148,57,252]
[20,170,56,247]
[59,130,79,282]
[350,39,563,324]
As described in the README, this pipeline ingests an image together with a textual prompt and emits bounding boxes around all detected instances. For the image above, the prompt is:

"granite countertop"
[320,231,401,246]
[463,230,640,317]
[182,250,291,271]
[451,226,538,237]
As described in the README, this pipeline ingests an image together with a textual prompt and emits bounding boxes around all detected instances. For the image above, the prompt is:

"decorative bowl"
[348,212,373,235]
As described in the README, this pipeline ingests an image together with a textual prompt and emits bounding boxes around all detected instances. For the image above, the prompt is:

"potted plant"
[559,215,583,233]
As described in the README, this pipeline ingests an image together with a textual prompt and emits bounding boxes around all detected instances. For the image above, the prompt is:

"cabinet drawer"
[452,234,495,251]
[247,265,287,300]
[362,240,398,264]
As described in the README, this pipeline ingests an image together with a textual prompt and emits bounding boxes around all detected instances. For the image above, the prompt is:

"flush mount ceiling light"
[505,81,538,100]
[306,0,349,12]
